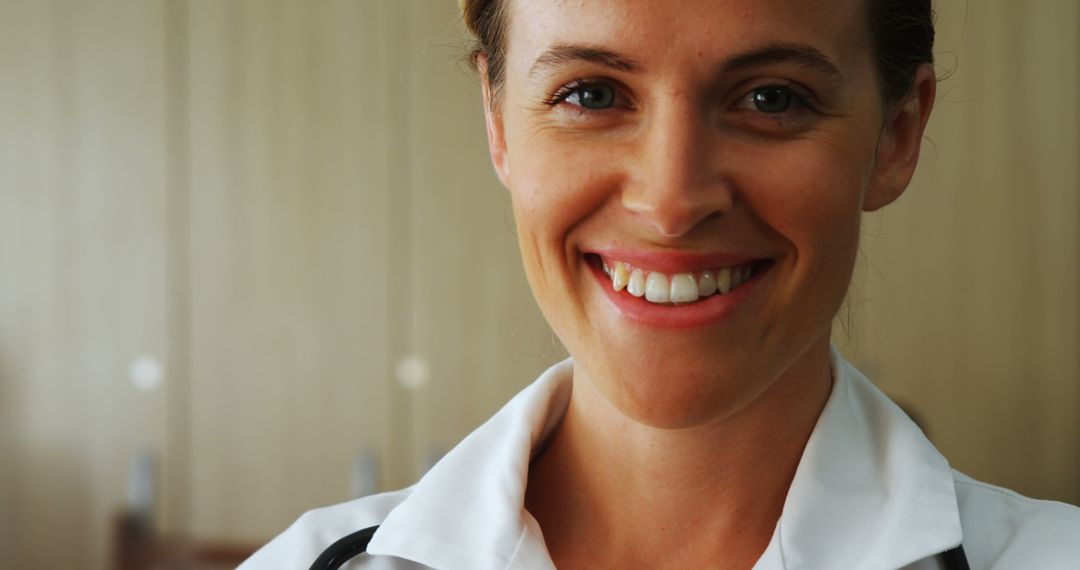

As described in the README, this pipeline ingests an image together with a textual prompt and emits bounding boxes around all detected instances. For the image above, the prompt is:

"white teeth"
[734,266,750,288]
[716,267,733,295]
[612,262,629,292]
[670,273,699,303]
[697,270,717,296]
[627,268,646,297]
[597,257,762,305]
[644,272,671,303]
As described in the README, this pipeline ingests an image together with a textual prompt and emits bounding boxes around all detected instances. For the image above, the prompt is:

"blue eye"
[750,86,796,113]
[570,84,616,109]
[555,82,618,110]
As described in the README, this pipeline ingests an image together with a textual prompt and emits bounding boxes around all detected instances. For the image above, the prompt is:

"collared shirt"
[240,350,1080,569]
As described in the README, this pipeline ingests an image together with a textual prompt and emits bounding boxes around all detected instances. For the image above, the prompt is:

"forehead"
[504,0,872,80]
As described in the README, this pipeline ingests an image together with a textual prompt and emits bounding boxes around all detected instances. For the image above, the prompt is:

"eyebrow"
[723,43,844,81]
[528,43,642,80]
[526,41,843,82]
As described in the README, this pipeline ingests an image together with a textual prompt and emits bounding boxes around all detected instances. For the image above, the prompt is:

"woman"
[242,0,1080,568]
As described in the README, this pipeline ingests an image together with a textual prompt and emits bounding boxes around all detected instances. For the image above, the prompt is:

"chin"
[591,354,766,430]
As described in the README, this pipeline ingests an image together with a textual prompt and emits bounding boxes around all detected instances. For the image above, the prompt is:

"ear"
[479,56,511,188]
[863,63,937,211]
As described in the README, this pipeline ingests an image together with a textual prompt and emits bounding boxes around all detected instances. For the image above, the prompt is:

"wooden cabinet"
[183,0,398,542]
[0,1,172,567]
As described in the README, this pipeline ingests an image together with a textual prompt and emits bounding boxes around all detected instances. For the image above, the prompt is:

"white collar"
[366,360,571,570]
[367,350,962,569]
[762,349,963,569]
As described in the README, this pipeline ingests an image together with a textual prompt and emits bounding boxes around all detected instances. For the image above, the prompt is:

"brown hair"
[462,0,512,105]
[462,0,934,109]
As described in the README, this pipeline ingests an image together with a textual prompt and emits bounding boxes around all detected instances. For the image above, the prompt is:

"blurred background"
[0,1,1076,569]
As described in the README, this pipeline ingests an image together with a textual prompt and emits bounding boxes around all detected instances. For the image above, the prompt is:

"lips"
[584,252,773,328]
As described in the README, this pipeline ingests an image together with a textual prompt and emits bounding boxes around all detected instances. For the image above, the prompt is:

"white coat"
[239,350,1080,569]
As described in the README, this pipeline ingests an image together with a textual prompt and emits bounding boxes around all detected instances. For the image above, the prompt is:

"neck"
[525,341,833,570]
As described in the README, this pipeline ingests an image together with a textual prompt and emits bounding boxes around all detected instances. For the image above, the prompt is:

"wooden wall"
[1,2,1076,569]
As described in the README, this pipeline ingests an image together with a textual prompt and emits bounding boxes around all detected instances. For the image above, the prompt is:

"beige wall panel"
[0,1,170,568]
[185,0,397,542]
[400,2,560,481]
[843,1,1079,503]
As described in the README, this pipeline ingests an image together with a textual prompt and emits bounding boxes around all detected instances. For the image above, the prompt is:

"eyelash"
[543,79,820,116]
[736,82,819,116]
[543,79,613,108]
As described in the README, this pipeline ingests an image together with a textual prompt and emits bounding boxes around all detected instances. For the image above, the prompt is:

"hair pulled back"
[461,0,934,109]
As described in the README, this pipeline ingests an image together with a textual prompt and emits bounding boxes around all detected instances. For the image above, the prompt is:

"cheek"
[752,133,867,232]
[503,125,622,327]
[505,128,621,248]
[741,139,868,297]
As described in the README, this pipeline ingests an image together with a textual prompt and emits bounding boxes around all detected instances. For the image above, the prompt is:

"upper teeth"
[601,260,755,304]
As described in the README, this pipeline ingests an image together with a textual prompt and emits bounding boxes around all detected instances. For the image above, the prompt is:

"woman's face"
[484,0,931,428]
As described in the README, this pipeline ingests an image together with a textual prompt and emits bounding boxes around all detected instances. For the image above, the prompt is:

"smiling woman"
[240,1,1080,569]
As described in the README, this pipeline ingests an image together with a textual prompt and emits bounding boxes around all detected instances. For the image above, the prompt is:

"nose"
[620,103,733,238]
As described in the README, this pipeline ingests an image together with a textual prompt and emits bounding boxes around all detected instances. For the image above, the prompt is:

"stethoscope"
[310,525,971,570]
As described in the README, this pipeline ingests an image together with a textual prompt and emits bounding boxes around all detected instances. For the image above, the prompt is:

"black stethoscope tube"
[940,544,972,570]
[310,525,378,570]
[310,525,971,570]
